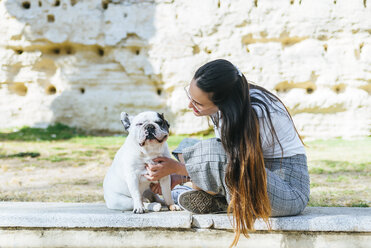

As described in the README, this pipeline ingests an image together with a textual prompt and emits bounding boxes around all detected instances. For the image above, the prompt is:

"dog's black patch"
[156,112,170,131]
[121,112,131,131]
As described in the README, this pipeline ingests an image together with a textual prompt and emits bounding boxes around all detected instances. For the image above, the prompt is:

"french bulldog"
[103,111,180,213]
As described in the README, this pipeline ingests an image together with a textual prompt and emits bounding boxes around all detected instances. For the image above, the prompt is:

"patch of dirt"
[0,141,115,202]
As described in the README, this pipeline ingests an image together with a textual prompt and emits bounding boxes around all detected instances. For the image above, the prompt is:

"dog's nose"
[146,124,155,133]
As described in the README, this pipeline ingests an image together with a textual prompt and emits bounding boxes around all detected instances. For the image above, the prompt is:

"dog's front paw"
[133,206,146,214]
[169,204,182,211]
[133,202,146,214]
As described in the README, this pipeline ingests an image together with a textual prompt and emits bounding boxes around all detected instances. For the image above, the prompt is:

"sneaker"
[178,190,228,214]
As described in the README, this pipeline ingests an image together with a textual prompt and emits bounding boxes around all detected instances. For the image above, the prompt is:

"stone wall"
[0,0,370,138]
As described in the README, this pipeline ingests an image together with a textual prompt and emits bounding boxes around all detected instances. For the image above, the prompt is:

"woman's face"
[185,79,219,116]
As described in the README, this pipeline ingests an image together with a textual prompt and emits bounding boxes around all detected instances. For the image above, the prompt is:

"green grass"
[309,160,368,174]
[305,137,370,207]
[0,124,369,207]
[305,138,370,163]
[0,123,87,141]
[0,152,40,158]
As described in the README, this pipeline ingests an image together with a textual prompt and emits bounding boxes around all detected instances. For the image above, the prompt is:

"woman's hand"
[144,157,182,181]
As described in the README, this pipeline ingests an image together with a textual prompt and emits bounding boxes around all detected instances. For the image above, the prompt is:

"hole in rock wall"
[97,47,104,56]
[15,49,23,54]
[47,14,55,23]
[156,88,162,96]
[306,87,314,94]
[102,0,109,9]
[80,88,85,94]
[65,46,75,54]
[22,1,31,9]
[51,47,60,54]
[70,0,77,6]
[54,0,60,6]
[204,48,212,54]
[332,84,346,94]
[9,83,28,96]
[274,81,317,94]
[38,1,42,7]
[129,47,141,55]
[46,85,57,95]
[323,44,328,52]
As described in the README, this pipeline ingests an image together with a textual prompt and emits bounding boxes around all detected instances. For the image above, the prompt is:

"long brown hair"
[194,59,300,246]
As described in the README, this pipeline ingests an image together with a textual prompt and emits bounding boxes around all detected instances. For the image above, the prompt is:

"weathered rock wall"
[0,0,370,138]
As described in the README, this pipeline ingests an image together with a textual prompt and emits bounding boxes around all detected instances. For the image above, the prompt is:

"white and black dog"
[103,111,180,213]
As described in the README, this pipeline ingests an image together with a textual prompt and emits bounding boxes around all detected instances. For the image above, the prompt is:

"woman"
[145,59,310,246]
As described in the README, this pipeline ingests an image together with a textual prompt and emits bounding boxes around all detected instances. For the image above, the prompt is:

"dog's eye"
[136,123,143,126]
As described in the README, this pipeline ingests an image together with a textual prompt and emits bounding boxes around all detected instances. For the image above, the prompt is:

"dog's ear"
[120,112,131,131]
[159,112,170,129]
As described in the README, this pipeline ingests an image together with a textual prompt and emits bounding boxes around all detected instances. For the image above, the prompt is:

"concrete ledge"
[0,202,370,248]
[193,207,371,232]
[0,202,370,232]
[0,202,192,229]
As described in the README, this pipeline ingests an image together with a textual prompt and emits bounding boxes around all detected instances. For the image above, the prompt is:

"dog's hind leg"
[143,202,162,212]
[142,189,163,212]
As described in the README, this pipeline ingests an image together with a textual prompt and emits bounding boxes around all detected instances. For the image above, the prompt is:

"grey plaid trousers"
[174,138,310,217]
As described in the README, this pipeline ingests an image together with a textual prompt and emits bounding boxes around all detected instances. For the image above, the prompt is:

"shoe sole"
[178,190,228,214]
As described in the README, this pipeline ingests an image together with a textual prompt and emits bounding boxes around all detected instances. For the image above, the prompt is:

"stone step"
[0,202,370,248]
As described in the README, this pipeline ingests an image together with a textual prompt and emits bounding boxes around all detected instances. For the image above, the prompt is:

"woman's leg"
[179,138,310,216]
[177,138,229,213]
[170,138,202,203]
[181,138,230,200]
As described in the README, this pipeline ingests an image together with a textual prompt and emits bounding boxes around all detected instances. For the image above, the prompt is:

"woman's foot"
[178,190,228,214]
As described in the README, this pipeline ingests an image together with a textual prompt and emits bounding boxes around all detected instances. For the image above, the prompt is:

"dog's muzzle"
[139,124,168,146]
[146,124,156,139]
